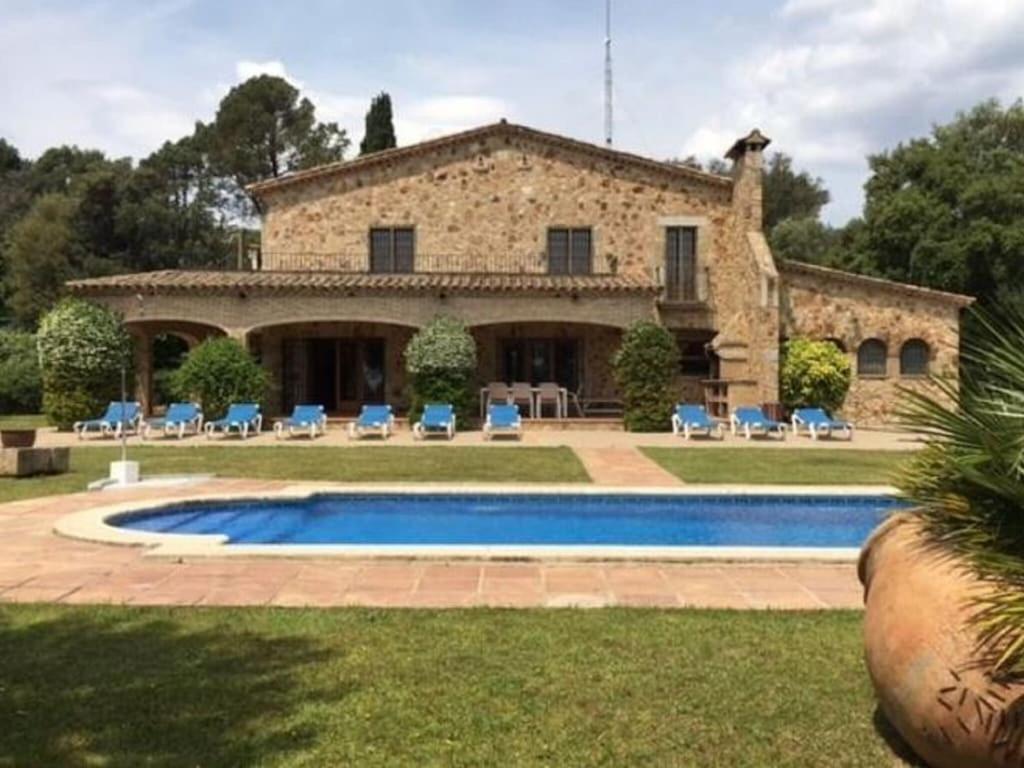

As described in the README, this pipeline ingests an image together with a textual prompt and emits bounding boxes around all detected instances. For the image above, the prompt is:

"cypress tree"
[359,92,397,155]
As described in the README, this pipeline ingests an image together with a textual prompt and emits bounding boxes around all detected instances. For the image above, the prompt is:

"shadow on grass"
[0,606,346,767]
[872,706,928,767]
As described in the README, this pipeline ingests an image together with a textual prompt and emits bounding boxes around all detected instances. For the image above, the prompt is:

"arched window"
[857,339,888,377]
[824,337,847,353]
[900,339,930,376]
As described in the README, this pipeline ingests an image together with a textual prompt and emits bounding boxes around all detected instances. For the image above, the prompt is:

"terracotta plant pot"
[860,513,1024,768]
[0,428,36,448]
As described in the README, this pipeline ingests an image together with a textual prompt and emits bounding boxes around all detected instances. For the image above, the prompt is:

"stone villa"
[69,120,972,425]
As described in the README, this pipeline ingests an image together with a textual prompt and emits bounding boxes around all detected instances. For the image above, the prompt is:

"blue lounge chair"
[74,401,142,439]
[730,406,786,440]
[483,403,522,440]
[791,407,853,440]
[348,404,394,439]
[204,403,262,439]
[671,404,723,439]
[274,404,327,439]
[413,403,456,440]
[143,402,202,440]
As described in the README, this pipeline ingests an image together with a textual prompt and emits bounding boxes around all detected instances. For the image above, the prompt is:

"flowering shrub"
[780,338,852,414]
[404,316,477,423]
[171,337,267,420]
[37,299,132,428]
[612,321,680,432]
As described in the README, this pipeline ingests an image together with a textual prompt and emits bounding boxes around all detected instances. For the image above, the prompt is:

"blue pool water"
[112,493,899,548]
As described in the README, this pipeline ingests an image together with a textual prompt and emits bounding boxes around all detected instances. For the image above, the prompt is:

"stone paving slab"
[0,479,866,611]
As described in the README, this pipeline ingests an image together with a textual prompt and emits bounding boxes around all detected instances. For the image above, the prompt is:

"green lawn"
[0,413,49,429]
[643,447,907,485]
[0,446,589,504]
[0,604,907,767]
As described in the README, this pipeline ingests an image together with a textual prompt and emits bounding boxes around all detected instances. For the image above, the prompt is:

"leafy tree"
[0,139,21,173]
[37,299,132,429]
[359,92,397,155]
[206,75,349,213]
[612,321,680,432]
[853,99,1024,304]
[3,194,80,327]
[404,316,477,424]
[171,337,267,420]
[779,339,852,414]
[762,152,830,231]
[0,331,42,413]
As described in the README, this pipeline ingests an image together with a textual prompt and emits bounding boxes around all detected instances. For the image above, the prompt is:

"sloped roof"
[247,120,733,198]
[66,269,660,297]
[778,260,974,306]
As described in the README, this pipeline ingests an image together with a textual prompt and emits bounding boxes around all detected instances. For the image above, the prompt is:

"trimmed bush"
[0,331,42,414]
[404,316,477,424]
[37,299,132,429]
[612,321,680,432]
[780,338,852,414]
[171,337,267,421]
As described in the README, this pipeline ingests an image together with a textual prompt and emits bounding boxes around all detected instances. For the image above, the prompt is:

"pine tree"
[359,92,397,155]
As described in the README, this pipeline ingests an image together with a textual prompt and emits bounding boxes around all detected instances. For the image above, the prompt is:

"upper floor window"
[547,228,592,275]
[665,226,697,301]
[370,227,414,273]
[857,339,888,377]
[900,339,930,376]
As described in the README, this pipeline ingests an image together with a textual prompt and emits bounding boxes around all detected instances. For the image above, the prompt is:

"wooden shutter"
[548,229,569,274]
[393,228,414,273]
[370,229,392,273]
[570,229,592,274]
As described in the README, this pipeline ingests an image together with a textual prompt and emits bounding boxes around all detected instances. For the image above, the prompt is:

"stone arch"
[125,320,227,414]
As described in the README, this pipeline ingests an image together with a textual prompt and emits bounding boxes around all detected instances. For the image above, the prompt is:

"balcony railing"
[235,251,623,275]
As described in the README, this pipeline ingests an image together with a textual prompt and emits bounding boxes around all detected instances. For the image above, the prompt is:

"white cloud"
[235,59,295,84]
[685,0,1024,221]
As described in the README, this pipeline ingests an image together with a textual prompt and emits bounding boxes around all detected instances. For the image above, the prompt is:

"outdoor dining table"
[479,386,569,419]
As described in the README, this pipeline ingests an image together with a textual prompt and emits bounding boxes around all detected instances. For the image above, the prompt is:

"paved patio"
[0,479,865,610]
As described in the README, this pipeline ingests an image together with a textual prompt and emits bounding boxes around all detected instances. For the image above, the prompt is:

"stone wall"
[780,262,967,425]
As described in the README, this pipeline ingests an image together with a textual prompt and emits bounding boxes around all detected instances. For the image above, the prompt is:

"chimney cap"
[725,128,771,160]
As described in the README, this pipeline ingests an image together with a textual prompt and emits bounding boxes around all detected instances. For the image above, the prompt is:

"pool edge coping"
[53,482,896,562]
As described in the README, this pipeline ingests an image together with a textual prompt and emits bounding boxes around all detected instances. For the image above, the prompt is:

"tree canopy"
[761,153,830,231]
[360,92,397,155]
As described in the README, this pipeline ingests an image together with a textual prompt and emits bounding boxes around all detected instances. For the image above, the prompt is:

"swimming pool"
[110,492,899,549]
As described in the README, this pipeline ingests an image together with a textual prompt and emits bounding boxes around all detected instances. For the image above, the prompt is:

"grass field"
[643,447,906,485]
[0,604,908,767]
[0,445,589,504]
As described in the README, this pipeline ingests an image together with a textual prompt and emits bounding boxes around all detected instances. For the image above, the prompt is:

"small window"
[369,227,414,273]
[547,228,592,275]
[857,339,888,377]
[665,226,698,301]
[900,339,930,376]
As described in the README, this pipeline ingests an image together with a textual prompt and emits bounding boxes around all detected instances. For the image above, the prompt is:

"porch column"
[131,332,153,416]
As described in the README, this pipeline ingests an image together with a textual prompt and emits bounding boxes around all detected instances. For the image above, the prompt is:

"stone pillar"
[132,332,153,415]
[726,128,771,233]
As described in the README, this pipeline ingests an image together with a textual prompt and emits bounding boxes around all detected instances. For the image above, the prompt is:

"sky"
[2,0,1023,224]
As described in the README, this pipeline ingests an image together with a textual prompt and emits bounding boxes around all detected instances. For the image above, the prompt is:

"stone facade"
[69,121,971,424]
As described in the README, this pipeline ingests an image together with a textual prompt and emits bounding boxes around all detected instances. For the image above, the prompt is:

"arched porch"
[126,320,227,415]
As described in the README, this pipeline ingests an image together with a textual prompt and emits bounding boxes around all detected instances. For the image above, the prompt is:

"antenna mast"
[604,0,613,147]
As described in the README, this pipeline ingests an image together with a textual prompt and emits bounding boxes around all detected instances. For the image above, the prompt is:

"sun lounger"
[74,401,141,439]
[143,402,202,439]
[274,404,327,439]
[483,403,522,440]
[204,403,262,439]
[730,406,786,440]
[671,404,723,439]
[791,407,853,440]
[348,404,394,439]
[413,403,456,440]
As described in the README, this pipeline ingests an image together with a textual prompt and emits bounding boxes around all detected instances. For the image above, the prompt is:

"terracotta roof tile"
[66,269,660,297]
[778,260,974,306]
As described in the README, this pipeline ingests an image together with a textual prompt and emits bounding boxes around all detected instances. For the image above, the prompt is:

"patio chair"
[142,402,202,440]
[483,403,522,440]
[510,381,534,418]
[274,404,327,439]
[485,381,510,405]
[671,404,723,440]
[791,407,853,440]
[730,406,786,440]
[74,401,142,440]
[204,403,262,439]
[536,382,562,418]
[348,404,394,440]
[413,403,456,440]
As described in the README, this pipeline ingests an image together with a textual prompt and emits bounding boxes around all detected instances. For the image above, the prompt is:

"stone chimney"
[726,128,771,232]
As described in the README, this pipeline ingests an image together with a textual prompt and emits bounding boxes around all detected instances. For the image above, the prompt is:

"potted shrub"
[861,308,1024,767]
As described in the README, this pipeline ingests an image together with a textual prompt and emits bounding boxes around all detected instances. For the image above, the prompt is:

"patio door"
[337,338,386,413]
[500,338,579,390]
[284,338,386,414]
